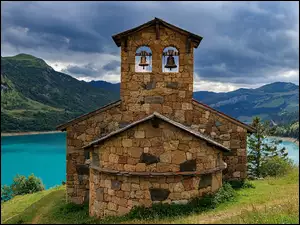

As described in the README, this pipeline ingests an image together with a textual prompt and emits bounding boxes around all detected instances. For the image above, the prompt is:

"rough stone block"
[149,188,170,201]
[180,159,196,172]
[171,150,186,164]
[166,82,179,89]
[144,96,164,104]
[111,180,121,190]
[160,151,172,163]
[144,81,156,90]
[96,188,104,201]
[140,153,160,165]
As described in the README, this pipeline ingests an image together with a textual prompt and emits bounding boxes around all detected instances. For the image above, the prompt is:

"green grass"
[1,186,64,224]
[217,200,299,224]
[1,168,299,224]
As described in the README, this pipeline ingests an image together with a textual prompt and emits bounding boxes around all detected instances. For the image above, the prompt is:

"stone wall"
[88,119,224,217]
[89,170,222,218]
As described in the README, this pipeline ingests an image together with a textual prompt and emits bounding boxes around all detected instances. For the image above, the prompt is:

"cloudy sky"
[1,1,299,92]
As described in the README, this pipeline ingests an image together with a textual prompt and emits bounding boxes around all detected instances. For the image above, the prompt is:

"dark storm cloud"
[1,1,299,87]
[62,63,98,77]
[102,60,120,71]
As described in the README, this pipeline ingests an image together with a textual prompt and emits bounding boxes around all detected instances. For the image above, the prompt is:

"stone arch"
[162,46,179,73]
[135,46,152,72]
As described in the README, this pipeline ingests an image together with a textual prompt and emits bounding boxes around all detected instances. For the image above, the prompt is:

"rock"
[134,131,145,139]
[180,159,196,172]
[144,96,164,104]
[173,182,184,192]
[171,150,186,164]
[118,156,128,164]
[111,180,121,190]
[122,139,133,147]
[160,151,172,163]
[96,188,104,201]
[144,81,156,90]
[163,140,179,151]
[186,152,192,160]
[149,188,170,201]
[109,154,119,163]
[140,153,160,165]
[129,147,143,158]
[172,200,188,205]
[166,82,179,89]
[136,163,146,172]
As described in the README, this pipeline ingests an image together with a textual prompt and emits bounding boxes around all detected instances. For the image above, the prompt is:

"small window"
[135,46,152,72]
[162,47,179,73]
[84,150,90,160]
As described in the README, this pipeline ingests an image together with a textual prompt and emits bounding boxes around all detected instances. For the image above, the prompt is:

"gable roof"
[112,17,203,48]
[83,112,230,152]
[192,99,256,133]
[56,100,121,131]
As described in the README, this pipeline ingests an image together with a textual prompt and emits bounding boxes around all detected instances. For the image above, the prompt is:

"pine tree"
[247,117,287,178]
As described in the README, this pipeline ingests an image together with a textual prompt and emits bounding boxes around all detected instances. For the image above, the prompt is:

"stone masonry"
[87,119,225,218]
[57,18,254,215]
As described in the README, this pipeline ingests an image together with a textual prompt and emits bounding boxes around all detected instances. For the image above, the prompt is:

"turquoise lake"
[1,132,299,189]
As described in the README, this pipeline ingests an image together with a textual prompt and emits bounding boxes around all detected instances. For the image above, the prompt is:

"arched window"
[162,47,179,73]
[135,46,152,72]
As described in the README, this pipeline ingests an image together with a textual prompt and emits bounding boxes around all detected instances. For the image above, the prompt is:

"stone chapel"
[57,17,255,218]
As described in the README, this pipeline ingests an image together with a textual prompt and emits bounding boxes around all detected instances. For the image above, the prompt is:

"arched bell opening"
[135,46,152,72]
[162,47,179,73]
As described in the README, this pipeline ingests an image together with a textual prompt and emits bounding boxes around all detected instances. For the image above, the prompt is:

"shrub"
[242,180,255,189]
[213,182,237,205]
[260,156,294,178]
[1,174,44,201]
[227,180,255,189]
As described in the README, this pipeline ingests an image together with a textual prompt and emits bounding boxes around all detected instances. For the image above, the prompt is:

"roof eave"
[112,17,203,48]
[56,100,121,131]
[83,112,230,152]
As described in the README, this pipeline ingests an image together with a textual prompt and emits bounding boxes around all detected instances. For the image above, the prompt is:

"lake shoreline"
[1,131,63,137]
[268,136,299,147]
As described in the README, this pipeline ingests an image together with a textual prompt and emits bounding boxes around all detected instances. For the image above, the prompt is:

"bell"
[139,56,149,70]
[165,55,177,71]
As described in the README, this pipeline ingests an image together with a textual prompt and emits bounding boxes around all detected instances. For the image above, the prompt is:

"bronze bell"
[139,56,149,70]
[165,55,177,71]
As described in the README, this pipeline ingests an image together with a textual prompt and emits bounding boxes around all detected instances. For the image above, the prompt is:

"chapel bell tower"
[112,18,203,121]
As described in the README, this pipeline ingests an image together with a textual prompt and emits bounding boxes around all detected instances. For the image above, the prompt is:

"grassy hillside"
[1,54,119,132]
[1,168,298,224]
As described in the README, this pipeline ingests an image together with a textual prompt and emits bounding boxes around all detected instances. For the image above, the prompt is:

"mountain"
[88,80,299,125]
[89,80,120,94]
[193,82,299,124]
[1,54,119,132]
